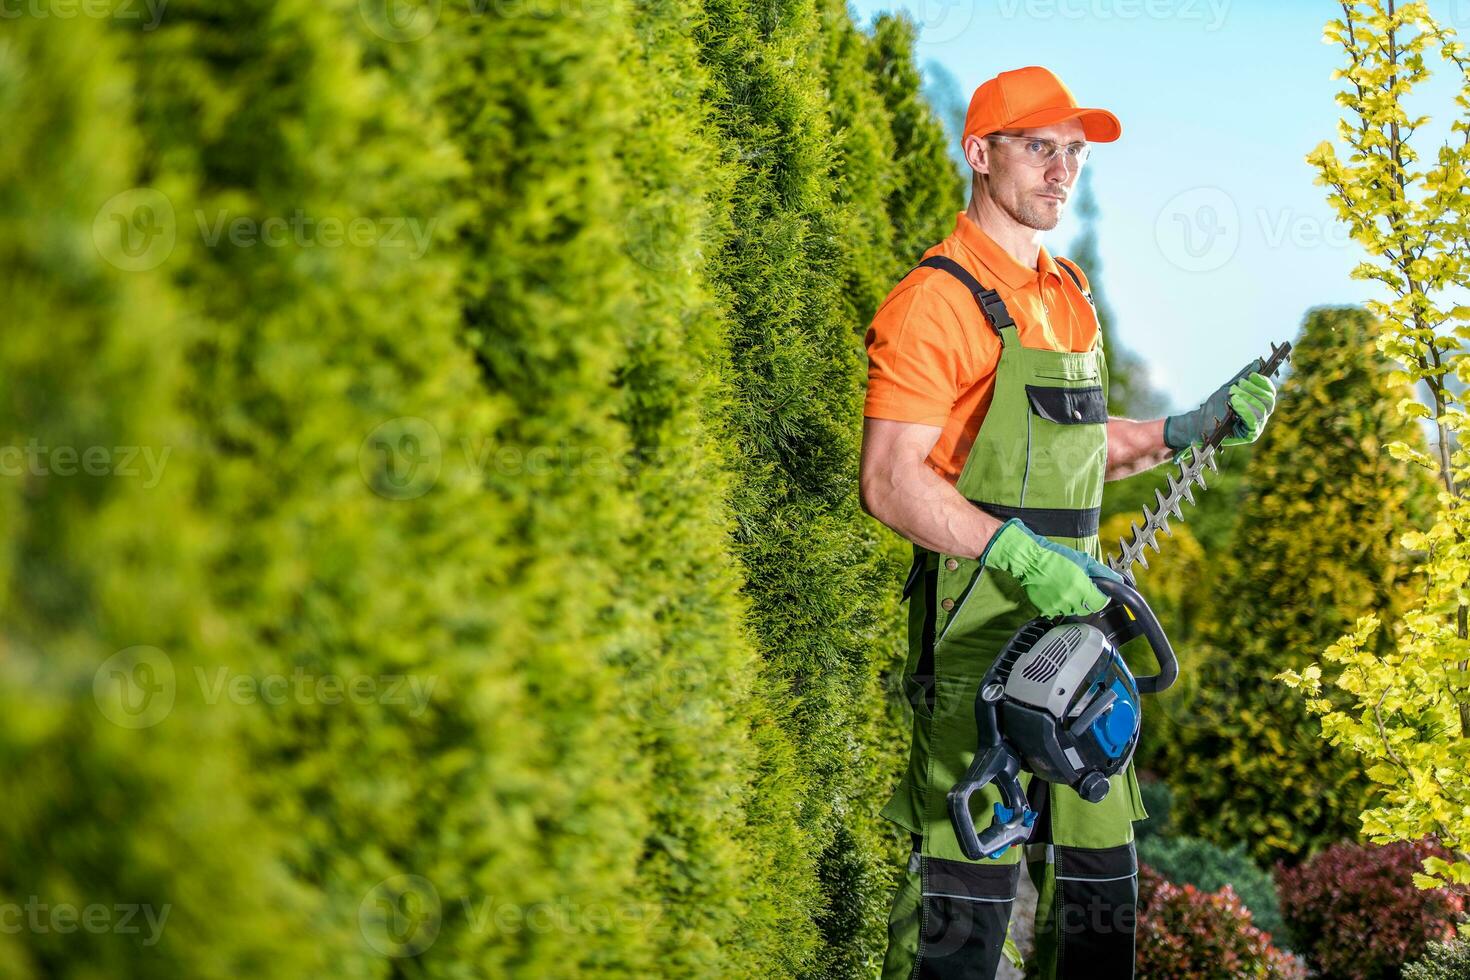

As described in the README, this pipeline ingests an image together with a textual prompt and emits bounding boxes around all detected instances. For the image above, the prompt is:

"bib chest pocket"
[1023,383,1108,505]
[1024,384,1106,425]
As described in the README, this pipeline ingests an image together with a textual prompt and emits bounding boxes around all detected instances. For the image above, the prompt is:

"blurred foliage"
[1138,835,1287,945]
[1134,779,1175,842]
[0,11,327,977]
[1277,839,1464,980]
[1159,307,1437,867]
[1404,939,1470,980]
[1136,865,1305,979]
[0,0,959,976]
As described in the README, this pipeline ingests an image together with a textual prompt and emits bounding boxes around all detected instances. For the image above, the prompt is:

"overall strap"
[913,256,1016,337]
[896,258,1019,603]
[1055,256,1104,357]
[897,256,1019,603]
[1055,256,1094,307]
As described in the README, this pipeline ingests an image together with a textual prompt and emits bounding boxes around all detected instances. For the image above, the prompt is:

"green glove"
[978,518,1124,619]
[1164,361,1278,457]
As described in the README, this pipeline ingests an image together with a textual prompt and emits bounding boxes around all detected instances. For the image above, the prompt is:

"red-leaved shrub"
[1275,839,1464,980]
[1137,864,1306,978]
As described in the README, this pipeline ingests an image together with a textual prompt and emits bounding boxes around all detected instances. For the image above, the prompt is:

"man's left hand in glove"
[1164,362,1277,458]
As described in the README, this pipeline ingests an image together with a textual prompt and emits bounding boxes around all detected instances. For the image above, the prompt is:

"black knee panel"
[918,856,1020,979]
[1052,841,1137,977]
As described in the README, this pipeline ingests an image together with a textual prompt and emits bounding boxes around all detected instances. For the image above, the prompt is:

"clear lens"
[988,135,1091,169]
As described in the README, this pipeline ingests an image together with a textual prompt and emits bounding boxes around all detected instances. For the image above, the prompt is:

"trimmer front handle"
[1081,575,1178,695]
[947,741,1036,861]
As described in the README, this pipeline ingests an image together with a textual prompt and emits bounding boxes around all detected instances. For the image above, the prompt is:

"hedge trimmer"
[947,340,1293,861]
[1106,340,1293,582]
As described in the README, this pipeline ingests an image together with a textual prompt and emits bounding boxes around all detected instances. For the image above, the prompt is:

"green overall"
[880,257,1147,980]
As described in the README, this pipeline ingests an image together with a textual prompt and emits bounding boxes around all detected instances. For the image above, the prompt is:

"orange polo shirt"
[863,211,1100,485]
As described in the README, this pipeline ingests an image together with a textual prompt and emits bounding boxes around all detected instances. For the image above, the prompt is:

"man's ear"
[962,134,989,178]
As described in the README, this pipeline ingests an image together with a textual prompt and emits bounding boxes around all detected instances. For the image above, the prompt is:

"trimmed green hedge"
[1,1,960,976]
[0,12,324,977]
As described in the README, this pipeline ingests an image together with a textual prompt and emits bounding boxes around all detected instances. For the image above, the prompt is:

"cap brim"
[1002,105,1122,143]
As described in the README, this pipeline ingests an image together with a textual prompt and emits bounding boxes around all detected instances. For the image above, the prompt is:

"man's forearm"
[863,462,1006,560]
[1104,417,1174,482]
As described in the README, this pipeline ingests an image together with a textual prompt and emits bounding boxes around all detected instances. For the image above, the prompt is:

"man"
[859,66,1276,978]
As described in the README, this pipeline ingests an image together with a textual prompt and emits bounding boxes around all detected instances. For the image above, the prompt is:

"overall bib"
[880,257,1147,980]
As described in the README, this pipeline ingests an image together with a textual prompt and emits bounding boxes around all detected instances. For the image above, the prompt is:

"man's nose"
[1045,156,1076,181]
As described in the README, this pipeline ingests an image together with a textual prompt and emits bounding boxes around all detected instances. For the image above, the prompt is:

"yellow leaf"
[1367,763,1399,784]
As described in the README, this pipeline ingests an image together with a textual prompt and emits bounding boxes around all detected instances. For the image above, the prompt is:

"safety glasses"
[985,134,1091,170]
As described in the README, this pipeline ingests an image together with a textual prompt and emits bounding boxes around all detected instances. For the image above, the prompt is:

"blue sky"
[847,0,1469,412]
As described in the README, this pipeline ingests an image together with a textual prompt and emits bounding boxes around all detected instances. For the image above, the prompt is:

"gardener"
[859,65,1276,978]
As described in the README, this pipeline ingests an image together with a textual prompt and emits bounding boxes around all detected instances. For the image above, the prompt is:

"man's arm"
[858,417,1006,559]
[1104,417,1173,482]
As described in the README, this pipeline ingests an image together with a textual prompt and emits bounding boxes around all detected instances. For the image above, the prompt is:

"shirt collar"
[952,210,1062,290]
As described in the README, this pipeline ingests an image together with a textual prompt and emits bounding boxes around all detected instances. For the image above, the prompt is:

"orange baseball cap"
[963,66,1121,145]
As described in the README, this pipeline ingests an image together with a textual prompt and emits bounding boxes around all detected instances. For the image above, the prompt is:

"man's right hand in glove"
[978,518,1123,619]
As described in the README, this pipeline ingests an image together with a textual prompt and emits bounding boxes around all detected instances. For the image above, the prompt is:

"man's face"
[968,119,1088,231]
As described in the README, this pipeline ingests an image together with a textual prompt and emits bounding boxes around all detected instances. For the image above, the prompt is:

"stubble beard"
[998,188,1063,232]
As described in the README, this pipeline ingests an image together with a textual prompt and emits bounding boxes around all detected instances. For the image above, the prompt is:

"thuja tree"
[0,13,322,976]
[609,0,784,974]
[1284,0,1470,900]
[865,14,964,268]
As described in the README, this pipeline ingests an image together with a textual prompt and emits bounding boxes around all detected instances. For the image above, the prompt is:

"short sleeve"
[863,275,992,426]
